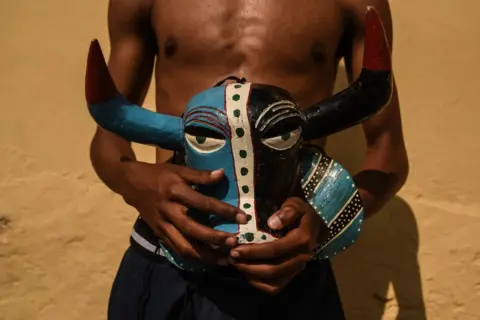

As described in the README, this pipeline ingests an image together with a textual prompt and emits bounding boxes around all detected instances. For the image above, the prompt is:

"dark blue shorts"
[107,244,345,320]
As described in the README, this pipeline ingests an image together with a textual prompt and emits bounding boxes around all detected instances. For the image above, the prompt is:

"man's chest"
[151,0,347,68]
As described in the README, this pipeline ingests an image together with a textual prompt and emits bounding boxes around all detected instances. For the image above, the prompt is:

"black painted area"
[303,69,392,139]
[246,85,306,237]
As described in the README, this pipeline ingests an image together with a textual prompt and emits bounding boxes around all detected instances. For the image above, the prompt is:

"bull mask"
[85,7,392,262]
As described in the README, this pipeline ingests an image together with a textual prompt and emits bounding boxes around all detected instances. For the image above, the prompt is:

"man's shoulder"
[108,0,153,20]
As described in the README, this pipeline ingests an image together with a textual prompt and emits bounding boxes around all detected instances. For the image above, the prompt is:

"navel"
[311,42,326,63]
[164,37,178,58]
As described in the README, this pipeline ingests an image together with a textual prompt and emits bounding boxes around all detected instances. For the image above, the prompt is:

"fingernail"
[268,216,282,230]
[211,169,224,177]
[236,213,247,224]
[225,237,237,247]
[230,250,240,258]
[217,258,228,266]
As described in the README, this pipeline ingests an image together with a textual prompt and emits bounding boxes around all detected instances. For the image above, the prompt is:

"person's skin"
[90,0,409,294]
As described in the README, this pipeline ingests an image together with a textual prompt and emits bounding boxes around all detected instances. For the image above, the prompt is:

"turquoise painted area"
[309,162,357,225]
[300,148,363,261]
[185,86,227,114]
[88,93,183,151]
[315,210,364,259]
[185,140,240,234]
[183,86,240,234]
[159,85,241,272]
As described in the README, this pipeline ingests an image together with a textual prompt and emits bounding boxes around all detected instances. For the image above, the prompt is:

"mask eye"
[185,127,226,153]
[261,127,302,150]
[185,134,226,153]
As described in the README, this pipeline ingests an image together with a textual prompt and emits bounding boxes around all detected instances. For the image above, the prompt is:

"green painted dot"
[246,214,252,222]
[243,203,251,209]
[233,109,241,117]
[242,185,249,193]
[232,94,240,101]
[236,128,245,137]
[261,234,267,240]
[240,167,248,176]
[281,132,291,141]
[195,136,206,144]
[234,84,242,89]
[239,150,247,158]
[244,233,254,242]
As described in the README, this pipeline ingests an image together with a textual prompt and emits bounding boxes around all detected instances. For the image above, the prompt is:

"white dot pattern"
[225,83,276,244]
[300,150,364,259]
[302,154,332,199]
[322,192,362,245]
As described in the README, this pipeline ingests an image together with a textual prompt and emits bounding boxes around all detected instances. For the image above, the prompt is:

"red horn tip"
[85,39,118,104]
[363,7,392,71]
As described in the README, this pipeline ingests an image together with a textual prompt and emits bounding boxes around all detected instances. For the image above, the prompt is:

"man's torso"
[148,0,354,160]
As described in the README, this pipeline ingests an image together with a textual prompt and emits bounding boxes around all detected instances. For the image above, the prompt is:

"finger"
[163,203,238,248]
[159,219,228,266]
[267,197,307,230]
[170,184,247,224]
[158,219,199,259]
[175,166,225,185]
[247,280,281,295]
[246,275,297,295]
[230,253,309,280]
[189,239,231,266]
[162,234,229,266]
[231,229,309,260]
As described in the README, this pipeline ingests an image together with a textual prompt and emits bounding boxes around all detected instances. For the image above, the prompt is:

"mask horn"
[85,40,184,151]
[303,7,393,140]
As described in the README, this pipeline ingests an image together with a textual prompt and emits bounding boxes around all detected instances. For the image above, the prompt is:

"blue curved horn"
[85,40,184,151]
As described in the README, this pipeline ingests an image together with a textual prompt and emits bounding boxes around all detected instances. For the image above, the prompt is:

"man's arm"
[342,0,409,217]
[90,0,156,194]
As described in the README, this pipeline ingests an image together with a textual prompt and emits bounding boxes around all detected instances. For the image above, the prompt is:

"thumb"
[267,197,307,230]
[176,166,225,185]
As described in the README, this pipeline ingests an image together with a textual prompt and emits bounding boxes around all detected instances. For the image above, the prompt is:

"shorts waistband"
[130,218,249,281]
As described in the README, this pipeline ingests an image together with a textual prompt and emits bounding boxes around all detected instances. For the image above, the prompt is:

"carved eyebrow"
[255,100,305,133]
[184,106,227,118]
[184,107,231,138]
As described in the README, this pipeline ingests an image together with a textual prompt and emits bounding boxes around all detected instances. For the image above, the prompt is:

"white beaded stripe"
[225,83,275,243]
[301,153,323,189]
[327,190,359,228]
[317,207,363,252]
[313,159,334,194]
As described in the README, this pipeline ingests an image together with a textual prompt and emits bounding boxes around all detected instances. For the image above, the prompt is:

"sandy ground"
[1,0,479,319]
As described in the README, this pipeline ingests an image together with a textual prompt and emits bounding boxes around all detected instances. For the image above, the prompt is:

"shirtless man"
[89,0,409,319]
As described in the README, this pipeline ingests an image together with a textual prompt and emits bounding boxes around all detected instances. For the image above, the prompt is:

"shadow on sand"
[325,65,426,320]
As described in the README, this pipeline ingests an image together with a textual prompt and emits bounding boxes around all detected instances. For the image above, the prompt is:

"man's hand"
[120,160,248,266]
[228,198,327,294]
